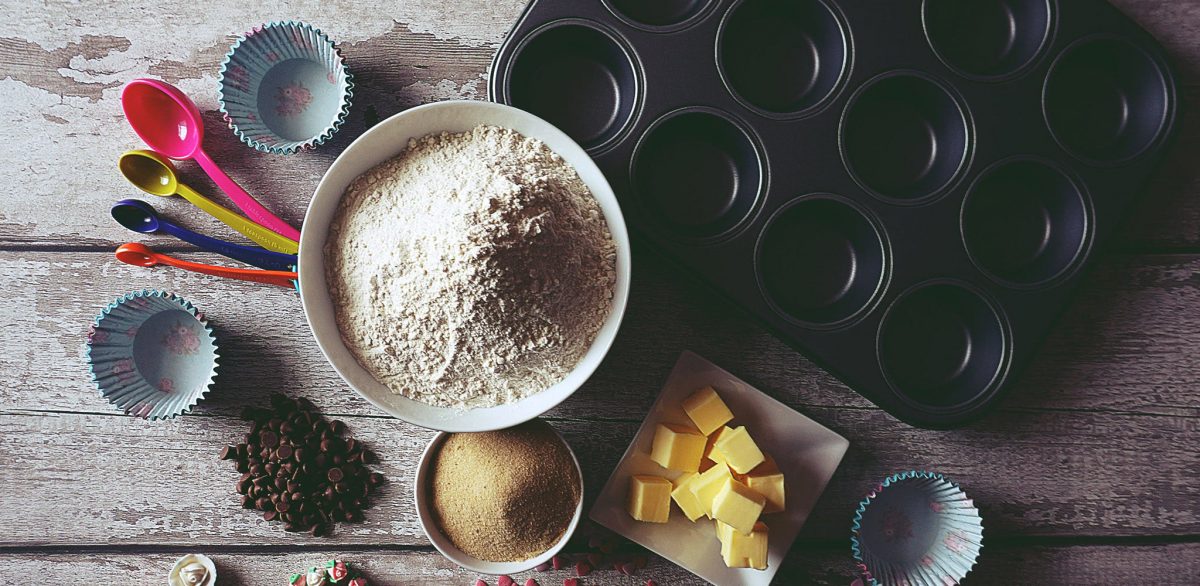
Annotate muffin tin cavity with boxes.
[841,73,971,202]
[718,0,848,116]
[1044,37,1170,164]
[631,109,762,238]
[963,159,1090,287]
[923,0,1052,79]
[757,196,887,327]
[878,283,1008,409]
[506,22,639,151]
[606,0,712,29]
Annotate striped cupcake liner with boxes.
[85,290,220,420]
[218,21,354,154]
[851,471,984,586]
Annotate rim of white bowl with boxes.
[299,100,632,431]
[413,424,585,574]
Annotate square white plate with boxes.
[589,351,850,585]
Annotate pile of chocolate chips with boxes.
[220,393,384,536]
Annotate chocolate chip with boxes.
[263,510,277,521]
[276,501,291,513]
[277,444,294,460]
[219,446,237,460]
[327,467,344,483]
[311,524,326,537]
[260,431,279,448]
[369,472,385,486]
[360,450,375,465]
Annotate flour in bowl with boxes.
[325,125,617,408]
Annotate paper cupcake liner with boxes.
[218,21,354,154]
[85,290,220,420]
[851,471,983,586]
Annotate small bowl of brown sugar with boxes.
[415,418,584,574]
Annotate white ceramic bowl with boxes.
[299,100,631,431]
[413,426,584,574]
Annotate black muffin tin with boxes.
[490,0,1179,428]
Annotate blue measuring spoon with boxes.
[112,199,298,272]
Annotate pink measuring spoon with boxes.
[120,78,301,241]
[116,243,298,289]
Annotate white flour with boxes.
[325,125,617,408]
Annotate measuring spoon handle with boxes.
[175,182,299,254]
[142,250,298,288]
[157,220,297,271]
[192,148,302,241]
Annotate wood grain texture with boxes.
[3,543,1198,585]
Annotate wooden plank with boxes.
[1,398,1197,547]
[2,542,1198,585]
[0,0,1198,250]
[2,250,1198,420]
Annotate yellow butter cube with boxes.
[688,463,732,518]
[714,426,765,474]
[627,475,672,523]
[682,386,734,436]
[670,472,706,521]
[716,519,736,547]
[747,470,785,514]
[720,520,769,570]
[712,477,765,535]
[704,426,734,466]
[650,423,706,472]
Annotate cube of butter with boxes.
[627,475,672,523]
[712,477,765,535]
[704,426,734,466]
[670,472,706,522]
[650,423,706,472]
[719,520,769,570]
[682,386,734,436]
[746,470,785,514]
[689,463,732,518]
[713,426,765,474]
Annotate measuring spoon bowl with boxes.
[115,242,160,267]
[121,79,204,159]
[111,199,162,234]
[119,149,180,197]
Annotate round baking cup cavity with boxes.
[218,21,354,154]
[85,290,219,420]
[851,470,983,586]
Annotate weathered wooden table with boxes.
[1,1,1198,584]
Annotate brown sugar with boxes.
[429,419,582,562]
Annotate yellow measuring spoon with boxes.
[118,150,299,254]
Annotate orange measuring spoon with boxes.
[115,243,297,288]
